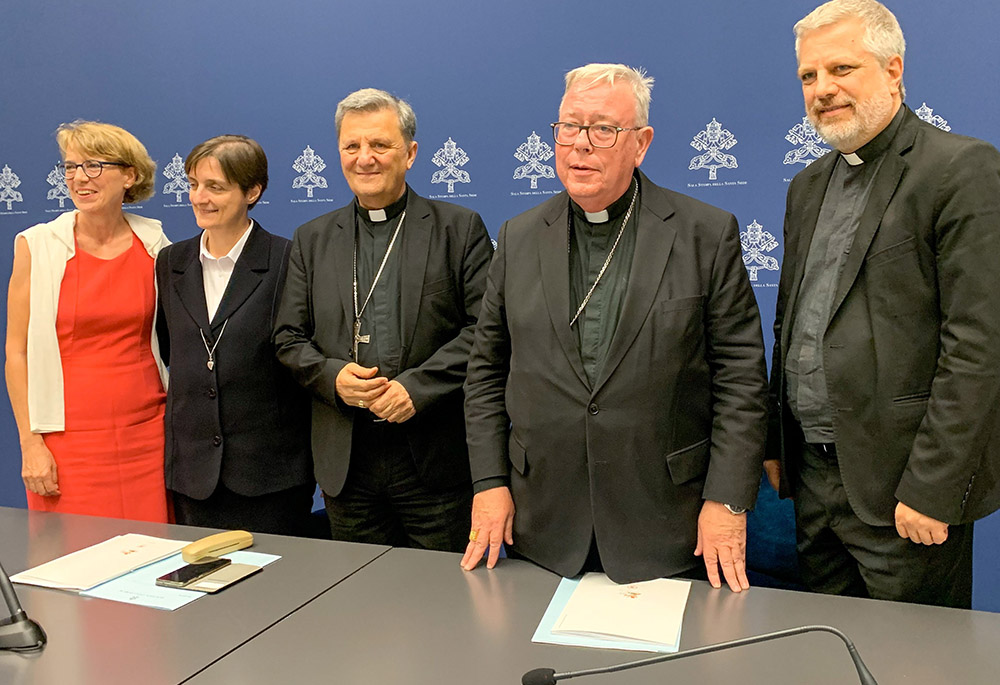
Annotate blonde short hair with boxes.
[56,120,157,204]
[563,63,655,127]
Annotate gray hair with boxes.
[795,0,906,100]
[334,88,417,143]
[562,63,654,127]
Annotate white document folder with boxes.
[10,533,188,591]
[551,573,691,649]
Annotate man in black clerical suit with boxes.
[462,63,769,590]
[157,135,314,536]
[275,89,494,551]
[765,0,1000,608]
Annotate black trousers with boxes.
[323,418,472,553]
[509,535,708,581]
[172,483,316,538]
[793,441,973,609]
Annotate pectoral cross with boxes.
[352,319,370,360]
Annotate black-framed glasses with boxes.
[550,122,644,148]
[57,160,129,179]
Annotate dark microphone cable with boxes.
[523,624,876,685]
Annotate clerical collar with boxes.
[840,105,906,166]
[355,187,408,224]
[570,175,638,225]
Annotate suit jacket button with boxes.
[212,435,222,447]
[588,403,599,415]
[207,388,217,399]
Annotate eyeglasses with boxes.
[550,122,644,149]
[58,160,129,179]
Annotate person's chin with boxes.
[565,179,601,198]
[820,129,858,151]
[351,183,384,198]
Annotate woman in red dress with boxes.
[4,120,170,522]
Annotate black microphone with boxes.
[523,624,876,685]
[0,560,47,652]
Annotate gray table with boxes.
[187,546,1000,685]
[0,506,389,685]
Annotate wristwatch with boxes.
[723,503,749,515]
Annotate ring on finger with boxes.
[469,530,479,542]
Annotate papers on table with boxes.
[10,533,280,610]
[10,533,187,591]
[81,550,280,610]
[532,573,691,652]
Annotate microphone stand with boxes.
[523,624,876,685]
[0,561,47,652]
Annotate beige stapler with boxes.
[182,530,254,563]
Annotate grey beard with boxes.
[809,90,894,152]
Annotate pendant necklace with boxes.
[352,210,405,360]
[199,319,229,371]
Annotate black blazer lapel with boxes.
[169,239,212,331]
[331,207,358,339]
[829,118,917,322]
[781,155,837,352]
[210,223,269,329]
[399,194,432,370]
[539,197,589,388]
[594,174,676,394]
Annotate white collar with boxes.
[841,152,864,166]
[200,219,254,265]
[584,209,610,223]
[367,208,387,222]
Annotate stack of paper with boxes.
[533,573,691,652]
[81,550,280,610]
[10,533,188,591]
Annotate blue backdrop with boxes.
[2,0,998,609]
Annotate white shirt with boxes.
[199,220,254,321]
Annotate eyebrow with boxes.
[560,111,622,124]
[800,54,864,69]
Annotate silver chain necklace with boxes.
[352,210,405,360]
[199,319,229,371]
[569,183,639,327]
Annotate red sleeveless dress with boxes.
[27,234,168,522]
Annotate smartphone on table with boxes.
[155,557,231,588]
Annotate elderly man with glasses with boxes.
[462,63,769,590]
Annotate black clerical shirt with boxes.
[354,189,408,377]
[786,107,905,442]
[569,175,639,387]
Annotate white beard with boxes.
[808,89,894,153]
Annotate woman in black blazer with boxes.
[156,135,314,535]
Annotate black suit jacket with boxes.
[274,191,494,496]
[767,106,1000,525]
[464,172,769,583]
[156,223,312,500]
